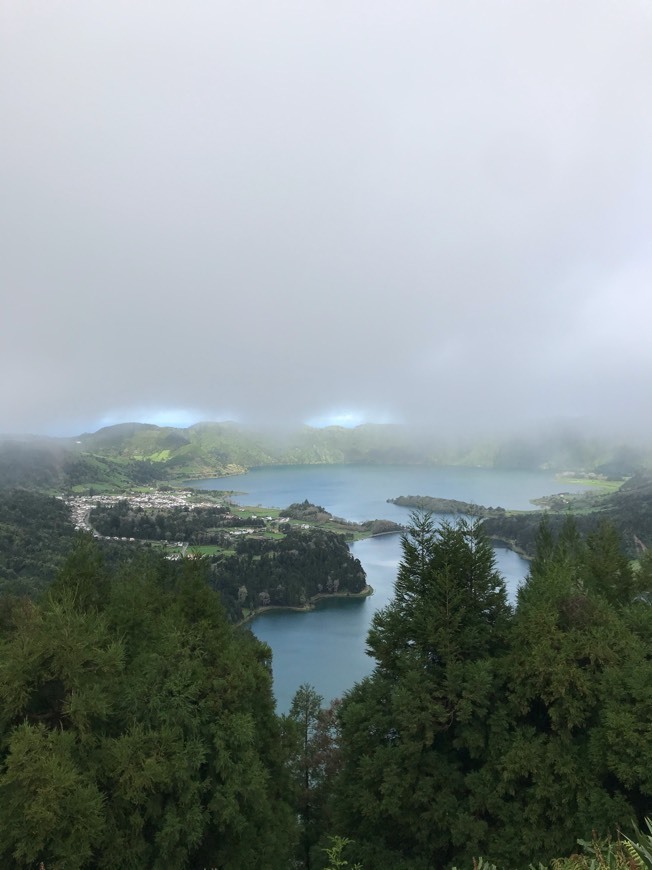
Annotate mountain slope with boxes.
[2,422,652,492]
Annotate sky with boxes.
[1,1,651,438]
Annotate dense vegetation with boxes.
[208,527,368,622]
[89,500,263,544]
[0,489,76,598]
[0,483,369,626]
[483,471,652,558]
[327,514,652,869]
[0,538,296,868]
[1,456,651,865]
[88,499,368,621]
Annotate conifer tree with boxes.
[288,685,342,868]
[583,520,640,605]
[484,517,652,866]
[335,514,510,868]
[0,537,296,868]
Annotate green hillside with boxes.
[74,422,652,479]
[2,422,652,493]
[0,438,163,492]
[482,471,652,558]
[76,421,426,474]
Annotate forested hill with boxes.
[3,514,651,867]
[0,437,164,491]
[0,424,424,489]
[2,422,652,490]
[389,474,652,559]
[75,421,429,478]
[483,471,652,558]
[71,422,652,476]
[388,494,506,517]
[2,463,652,865]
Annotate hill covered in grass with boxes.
[75,421,431,475]
[1,423,432,491]
[2,421,652,493]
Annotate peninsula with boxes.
[388,494,506,517]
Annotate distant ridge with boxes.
[0,421,650,491]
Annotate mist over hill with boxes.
[1,421,650,492]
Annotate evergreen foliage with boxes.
[1,487,651,868]
[335,514,511,868]
[210,527,367,619]
[334,513,652,869]
[0,489,76,598]
[287,685,343,868]
[0,536,295,868]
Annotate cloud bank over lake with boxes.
[1,1,651,436]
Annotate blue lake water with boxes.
[191,465,594,712]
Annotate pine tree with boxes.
[288,685,342,868]
[582,520,640,605]
[335,513,510,868]
[0,538,296,868]
[484,517,651,866]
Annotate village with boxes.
[62,489,294,555]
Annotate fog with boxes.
[1,1,651,438]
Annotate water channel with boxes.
[191,465,593,711]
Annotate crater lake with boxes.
[191,465,595,711]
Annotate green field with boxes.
[555,476,624,491]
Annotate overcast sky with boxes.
[1,1,651,437]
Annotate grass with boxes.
[556,476,624,492]
[71,482,124,494]
[148,450,172,462]
[187,544,223,555]
[186,489,233,503]
[236,505,282,519]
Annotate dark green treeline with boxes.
[328,514,652,869]
[1,516,651,868]
[0,537,296,868]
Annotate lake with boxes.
[191,465,594,712]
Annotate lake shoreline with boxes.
[238,584,374,626]
[213,465,538,711]
[488,535,533,561]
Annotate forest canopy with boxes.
[0,538,296,868]
[1,500,651,868]
[331,513,652,869]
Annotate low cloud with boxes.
[1,1,651,439]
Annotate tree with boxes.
[367,513,510,672]
[288,685,343,868]
[636,547,652,600]
[335,514,511,868]
[332,513,652,869]
[0,539,296,868]
[483,517,652,866]
[582,520,641,605]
